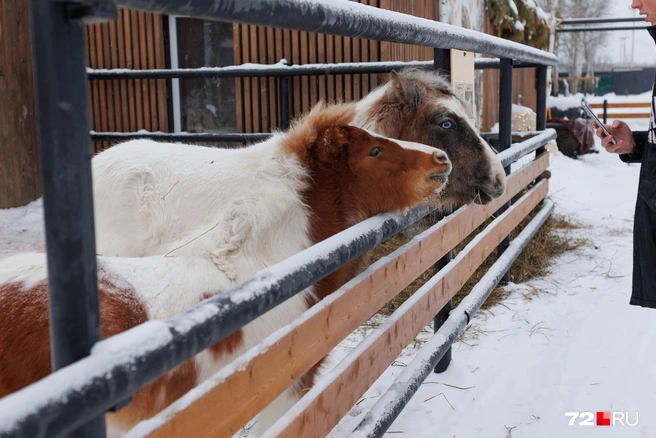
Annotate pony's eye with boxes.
[440,121,453,129]
[369,147,382,157]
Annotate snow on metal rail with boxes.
[86,59,542,80]
[498,128,557,168]
[115,0,557,66]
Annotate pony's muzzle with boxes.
[429,150,451,181]
[433,150,449,164]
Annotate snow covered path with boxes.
[1,121,655,437]
[326,124,656,438]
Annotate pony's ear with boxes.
[313,125,348,163]
[389,70,422,108]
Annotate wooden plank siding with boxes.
[232,0,437,132]
[0,0,40,208]
[85,9,169,153]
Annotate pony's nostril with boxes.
[495,173,506,190]
[434,151,449,164]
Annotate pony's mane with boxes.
[281,101,357,160]
[397,68,455,97]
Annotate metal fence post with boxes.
[603,99,608,124]
[432,48,453,374]
[29,1,112,436]
[280,59,290,130]
[496,58,514,284]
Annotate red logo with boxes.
[597,411,611,426]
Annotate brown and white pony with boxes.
[0,103,450,436]
[354,68,506,209]
[91,69,503,263]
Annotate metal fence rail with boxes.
[14,0,558,436]
[114,0,557,65]
[86,58,543,80]
[88,58,545,143]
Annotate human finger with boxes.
[603,139,624,153]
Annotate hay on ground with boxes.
[358,204,586,316]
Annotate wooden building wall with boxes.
[0,0,40,209]
[85,10,169,152]
[233,0,436,133]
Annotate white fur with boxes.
[0,251,311,437]
[92,137,312,269]
[352,86,388,130]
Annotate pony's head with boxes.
[284,102,451,234]
[355,68,506,209]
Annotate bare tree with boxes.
[537,0,562,95]
[553,0,608,93]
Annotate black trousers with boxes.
[630,195,656,309]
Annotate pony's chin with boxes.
[473,189,494,205]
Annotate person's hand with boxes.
[592,119,635,155]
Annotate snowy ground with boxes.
[1,114,654,437]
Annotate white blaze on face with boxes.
[395,138,442,155]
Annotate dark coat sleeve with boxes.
[620,131,648,163]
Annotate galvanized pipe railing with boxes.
[114,0,557,66]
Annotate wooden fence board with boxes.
[267,26,277,130]
[102,21,117,137]
[115,15,130,132]
[274,181,549,438]
[0,0,40,208]
[86,9,169,152]
[234,24,244,134]
[300,31,310,113]
[597,112,651,119]
[326,33,335,102]
[589,102,651,109]
[153,14,168,131]
[143,154,550,438]
[85,10,168,151]
[230,0,439,129]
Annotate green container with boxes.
[596,74,613,96]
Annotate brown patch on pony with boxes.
[0,281,52,398]
[0,276,199,432]
[202,292,245,360]
[282,101,357,162]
